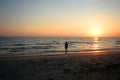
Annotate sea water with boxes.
[0,37,120,56]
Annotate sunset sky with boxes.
[0,0,120,37]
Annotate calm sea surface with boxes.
[0,37,120,56]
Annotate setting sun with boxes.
[92,28,101,37]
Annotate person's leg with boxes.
[65,48,67,53]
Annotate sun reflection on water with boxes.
[94,37,99,42]
[93,37,99,50]
[93,44,99,50]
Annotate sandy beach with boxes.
[0,50,120,80]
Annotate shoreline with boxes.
[0,50,120,61]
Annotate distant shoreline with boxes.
[0,50,120,61]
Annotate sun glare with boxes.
[92,28,101,37]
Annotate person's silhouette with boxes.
[65,42,68,53]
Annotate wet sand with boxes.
[0,50,120,80]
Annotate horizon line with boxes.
[0,36,120,38]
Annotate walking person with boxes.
[65,42,68,53]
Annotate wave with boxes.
[30,45,56,49]
[12,43,32,46]
[69,41,100,45]
[0,45,57,53]
[35,42,60,45]
[116,40,120,44]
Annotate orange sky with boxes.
[0,0,120,37]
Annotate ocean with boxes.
[0,37,120,56]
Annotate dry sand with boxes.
[0,50,120,80]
